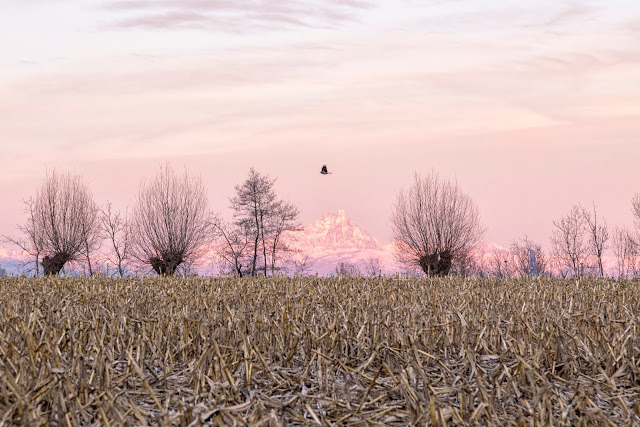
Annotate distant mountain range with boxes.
[285,210,398,275]
[0,210,399,276]
[0,246,31,275]
[0,211,623,277]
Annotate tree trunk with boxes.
[42,253,71,276]
[84,239,93,277]
[260,212,268,277]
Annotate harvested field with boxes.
[1,276,639,425]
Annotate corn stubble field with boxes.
[1,276,639,426]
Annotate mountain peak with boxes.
[293,210,382,252]
[321,209,350,225]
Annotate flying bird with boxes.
[320,164,331,175]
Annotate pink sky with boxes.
[2,0,640,249]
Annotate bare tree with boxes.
[267,201,300,275]
[510,236,547,277]
[7,171,101,275]
[632,193,640,230]
[390,171,484,276]
[215,220,252,277]
[288,254,315,276]
[581,203,609,277]
[79,199,101,276]
[612,227,636,278]
[450,245,485,277]
[129,164,214,276]
[550,204,588,278]
[230,168,300,277]
[487,247,512,278]
[335,262,360,276]
[3,197,43,275]
[100,202,130,277]
[363,257,383,277]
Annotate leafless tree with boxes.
[100,202,131,277]
[550,204,588,278]
[3,197,44,275]
[129,164,214,276]
[581,203,609,277]
[230,168,300,277]
[335,262,360,276]
[632,193,640,230]
[363,257,383,277]
[390,171,484,276]
[288,254,315,276]
[79,200,101,276]
[7,171,101,275]
[487,247,512,278]
[215,220,252,277]
[267,201,300,275]
[510,236,547,277]
[450,245,485,277]
[0,266,7,277]
[612,227,636,278]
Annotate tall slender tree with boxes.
[550,204,588,278]
[581,203,609,277]
[230,168,300,276]
[100,202,131,277]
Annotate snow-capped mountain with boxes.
[0,246,30,275]
[0,211,399,276]
[291,210,383,253]
[286,210,397,275]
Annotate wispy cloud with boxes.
[102,0,372,31]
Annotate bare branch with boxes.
[581,202,609,277]
[100,202,131,277]
[550,204,588,278]
[230,168,300,277]
[6,171,100,276]
[129,164,214,276]
[390,171,485,276]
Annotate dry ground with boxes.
[0,276,639,425]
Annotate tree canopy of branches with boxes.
[335,262,360,277]
[215,219,252,277]
[510,236,547,277]
[550,204,588,278]
[612,226,636,278]
[6,171,100,276]
[632,193,640,230]
[391,171,484,276]
[363,257,383,277]
[129,165,214,276]
[4,197,44,275]
[228,168,300,277]
[581,203,609,277]
[100,202,130,277]
[487,247,512,278]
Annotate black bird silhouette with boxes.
[320,164,331,175]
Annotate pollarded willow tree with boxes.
[6,170,101,275]
[391,171,485,276]
[129,164,214,276]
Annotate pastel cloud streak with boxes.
[103,0,372,31]
[1,0,640,249]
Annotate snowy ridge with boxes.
[290,210,382,253]
[285,210,397,275]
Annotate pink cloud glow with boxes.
[2,0,640,256]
